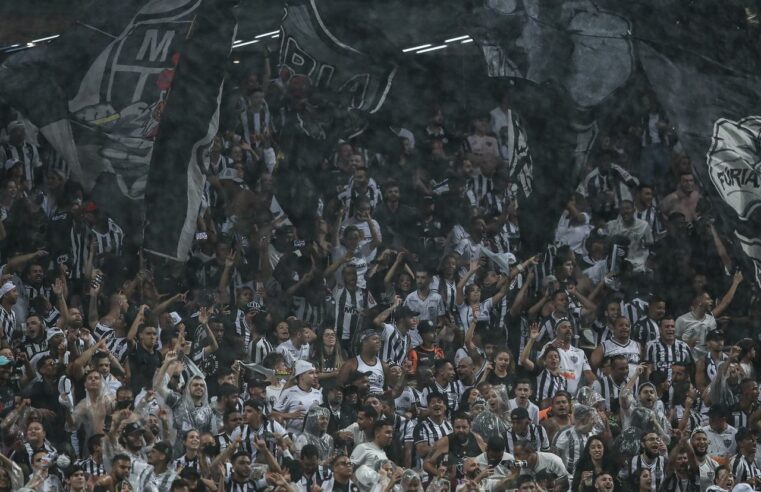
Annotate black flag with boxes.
[142,0,237,260]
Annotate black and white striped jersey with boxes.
[333,286,375,341]
[552,426,589,474]
[74,457,105,478]
[420,382,461,412]
[635,204,666,240]
[730,454,761,485]
[1,140,40,185]
[89,218,124,257]
[173,454,204,472]
[380,323,410,367]
[413,417,453,448]
[535,369,567,403]
[249,337,274,365]
[632,316,660,346]
[505,424,549,454]
[0,305,16,341]
[592,375,629,411]
[624,454,666,492]
[646,339,693,377]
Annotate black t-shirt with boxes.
[127,345,162,394]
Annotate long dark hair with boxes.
[571,435,617,492]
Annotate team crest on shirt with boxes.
[725,438,734,448]
[569,355,578,364]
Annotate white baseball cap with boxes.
[0,282,16,298]
[292,360,316,378]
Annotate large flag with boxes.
[142,0,237,259]
[466,0,761,285]
[0,0,235,259]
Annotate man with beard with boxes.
[423,412,484,480]
[474,436,517,484]
[93,453,131,492]
[620,368,672,442]
[690,429,720,490]
[540,392,573,443]
[592,355,630,412]
[594,472,616,492]
[701,405,738,465]
[321,386,354,435]
[729,428,761,487]
[621,432,666,492]
[18,314,47,362]
[139,441,178,492]
[660,438,701,492]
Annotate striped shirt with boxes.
[234,309,253,349]
[625,454,666,492]
[292,295,328,327]
[1,141,40,186]
[20,337,47,361]
[730,454,761,485]
[333,287,376,341]
[632,316,660,346]
[232,420,286,461]
[465,173,493,205]
[69,221,90,280]
[74,457,105,478]
[173,454,203,472]
[553,426,589,473]
[23,283,51,304]
[622,298,649,327]
[636,204,666,240]
[413,418,453,449]
[505,424,549,454]
[295,465,334,492]
[646,339,693,378]
[731,402,760,430]
[592,375,629,411]
[89,218,124,257]
[249,337,274,365]
[380,323,410,366]
[225,477,261,492]
[0,305,16,341]
[421,382,461,412]
[536,369,567,403]
[704,352,728,385]
[431,276,457,315]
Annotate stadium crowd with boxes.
[0,49,759,492]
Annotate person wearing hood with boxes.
[552,404,600,474]
[273,360,323,434]
[472,384,511,438]
[294,406,334,461]
[154,351,213,439]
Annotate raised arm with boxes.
[712,271,743,318]
[519,323,540,372]
[68,338,108,380]
[383,252,406,289]
[456,259,480,306]
[373,296,401,328]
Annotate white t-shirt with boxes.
[538,342,591,396]
[404,290,445,322]
[676,311,717,356]
[523,451,568,478]
[350,441,388,469]
[273,385,323,434]
[509,398,539,424]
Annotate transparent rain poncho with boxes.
[294,405,334,461]
[472,384,511,437]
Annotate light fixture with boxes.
[232,39,260,49]
[461,39,474,44]
[255,30,280,39]
[445,35,470,43]
[402,43,433,53]
[233,60,240,64]
[415,44,447,54]
[32,34,60,43]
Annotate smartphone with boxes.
[195,232,208,240]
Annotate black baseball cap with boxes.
[121,422,143,436]
[152,441,172,460]
[511,407,530,420]
[706,330,725,342]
